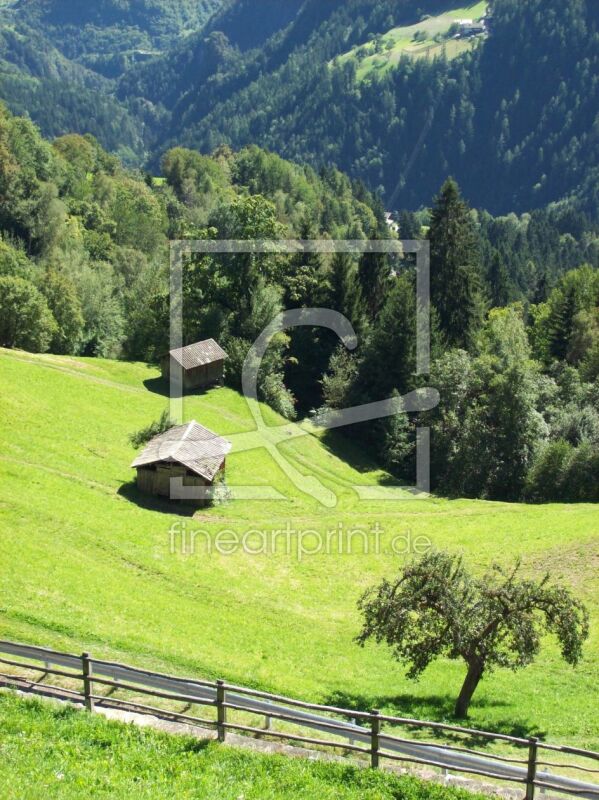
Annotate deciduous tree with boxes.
[356,551,589,717]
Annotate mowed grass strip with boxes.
[0,348,598,749]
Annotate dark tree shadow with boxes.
[143,376,218,399]
[143,377,170,397]
[318,429,423,489]
[319,429,391,476]
[324,689,547,746]
[117,481,198,517]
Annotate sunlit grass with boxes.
[0,347,598,750]
[336,2,488,80]
[0,694,491,800]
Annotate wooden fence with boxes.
[1,640,598,799]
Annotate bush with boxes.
[525,440,599,502]
[0,275,57,353]
[260,372,297,420]
[129,410,174,448]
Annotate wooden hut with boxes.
[131,420,231,502]
[161,339,228,390]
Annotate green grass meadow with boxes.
[0,347,598,750]
[0,693,490,800]
[337,2,488,80]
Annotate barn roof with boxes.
[131,421,231,481]
[168,339,228,370]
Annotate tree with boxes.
[327,252,366,339]
[356,551,589,717]
[108,177,166,255]
[358,248,393,320]
[429,179,484,349]
[545,266,599,363]
[0,275,57,352]
[43,269,84,354]
[355,273,416,403]
[487,250,511,308]
[548,283,578,361]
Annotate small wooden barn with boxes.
[161,339,228,390]
[131,421,231,502]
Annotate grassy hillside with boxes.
[0,694,489,800]
[336,2,488,80]
[0,348,598,749]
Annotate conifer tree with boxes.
[327,252,366,339]
[429,179,484,349]
[358,248,393,320]
[548,284,578,361]
[487,250,511,308]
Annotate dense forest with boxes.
[152,0,599,214]
[1,0,599,215]
[0,103,597,502]
[8,0,225,74]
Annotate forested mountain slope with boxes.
[10,0,225,72]
[0,19,145,161]
[0,0,227,160]
[1,0,598,215]
[147,0,599,215]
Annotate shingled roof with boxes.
[168,339,228,370]
[131,421,231,482]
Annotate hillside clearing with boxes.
[336,2,488,80]
[0,347,598,750]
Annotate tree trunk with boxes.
[455,660,484,718]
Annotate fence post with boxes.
[370,710,381,769]
[216,680,227,743]
[526,737,539,800]
[81,652,94,713]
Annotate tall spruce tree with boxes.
[358,247,393,321]
[327,252,366,339]
[355,273,416,403]
[487,250,512,308]
[429,179,484,349]
[549,284,578,362]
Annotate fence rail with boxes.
[1,639,598,799]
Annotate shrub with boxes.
[0,275,57,353]
[129,410,174,449]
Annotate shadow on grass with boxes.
[318,429,395,480]
[117,481,198,517]
[324,689,547,746]
[180,739,213,754]
[143,376,170,397]
[143,376,218,399]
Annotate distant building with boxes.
[131,420,231,501]
[161,339,228,391]
[455,19,487,38]
[385,211,399,234]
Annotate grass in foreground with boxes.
[0,694,489,800]
[0,348,598,750]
